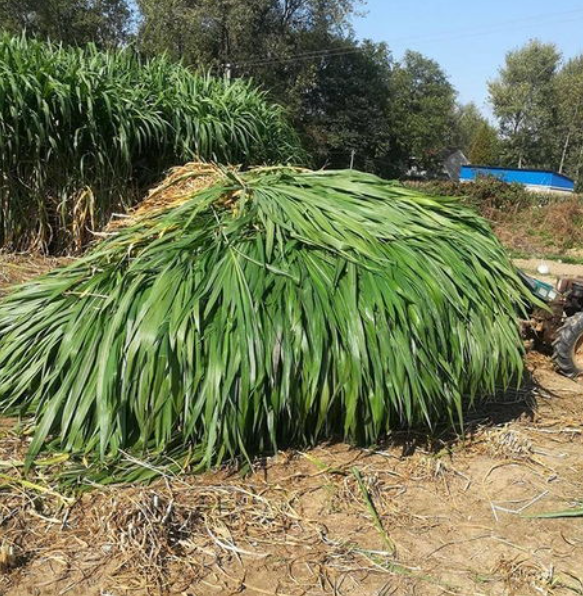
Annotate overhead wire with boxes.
[227,8,583,69]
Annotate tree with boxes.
[391,51,457,174]
[300,40,396,176]
[469,122,501,165]
[555,55,583,182]
[453,102,489,156]
[489,40,561,169]
[0,0,133,47]
[136,0,361,72]
[135,0,364,134]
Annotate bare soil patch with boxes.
[1,258,582,596]
[0,254,70,295]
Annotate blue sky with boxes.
[352,1,583,115]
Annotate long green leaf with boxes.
[0,165,531,484]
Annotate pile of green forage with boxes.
[0,35,303,252]
[0,165,530,484]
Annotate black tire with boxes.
[553,312,583,379]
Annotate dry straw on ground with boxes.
[1,355,582,595]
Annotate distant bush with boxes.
[0,35,304,253]
[404,177,583,255]
[405,176,539,210]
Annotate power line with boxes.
[229,46,366,68]
[228,8,583,69]
[382,7,583,46]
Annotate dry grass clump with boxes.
[0,472,371,594]
[484,426,534,459]
[492,197,583,254]
[0,254,70,295]
[107,163,224,231]
[98,484,302,590]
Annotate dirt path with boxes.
[514,258,583,282]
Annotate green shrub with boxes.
[0,35,304,252]
[405,178,583,255]
[405,177,535,209]
[0,166,529,484]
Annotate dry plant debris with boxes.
[0,353,582,596]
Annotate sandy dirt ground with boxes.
[0,253,70,296]
[514,259,583,284]
[0,257,582,596]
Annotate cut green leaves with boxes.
[0,165,530,482]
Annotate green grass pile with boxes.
[0,165,529,483]
[0,35,303,252]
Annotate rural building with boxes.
[406,149,469,180]
[460,165,575,194]
[442,149,470,180]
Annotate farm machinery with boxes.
[521,271,583,379]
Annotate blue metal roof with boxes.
[460,165,575,191]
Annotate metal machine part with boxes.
[521,271,583,379]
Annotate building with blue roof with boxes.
[460,165,575,194]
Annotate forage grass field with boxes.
[0,35,304,253]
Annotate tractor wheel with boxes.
[553,312,583,379]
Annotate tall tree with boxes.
[0,0,133,46]
[451,102,501,165]
[391,51,457,174]
[300,40,396,176]
[453,102,488,156]
[136,0,360,72]
[555,55,583,183]
[469,121,501,165]
[135,0,364,125]
[489,40,561,169]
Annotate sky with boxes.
[352,0,583,116]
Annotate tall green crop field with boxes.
[0,35,303,252]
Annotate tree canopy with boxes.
[18,2,583,183]
[555,55,583,180]
[137,0,360,70]
[489,40,561,169]
[0,0,133,46]
[489,39,583,186]
[390,51,457,174]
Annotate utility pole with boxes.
[349,149,355,170]
[560,101,581,174]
